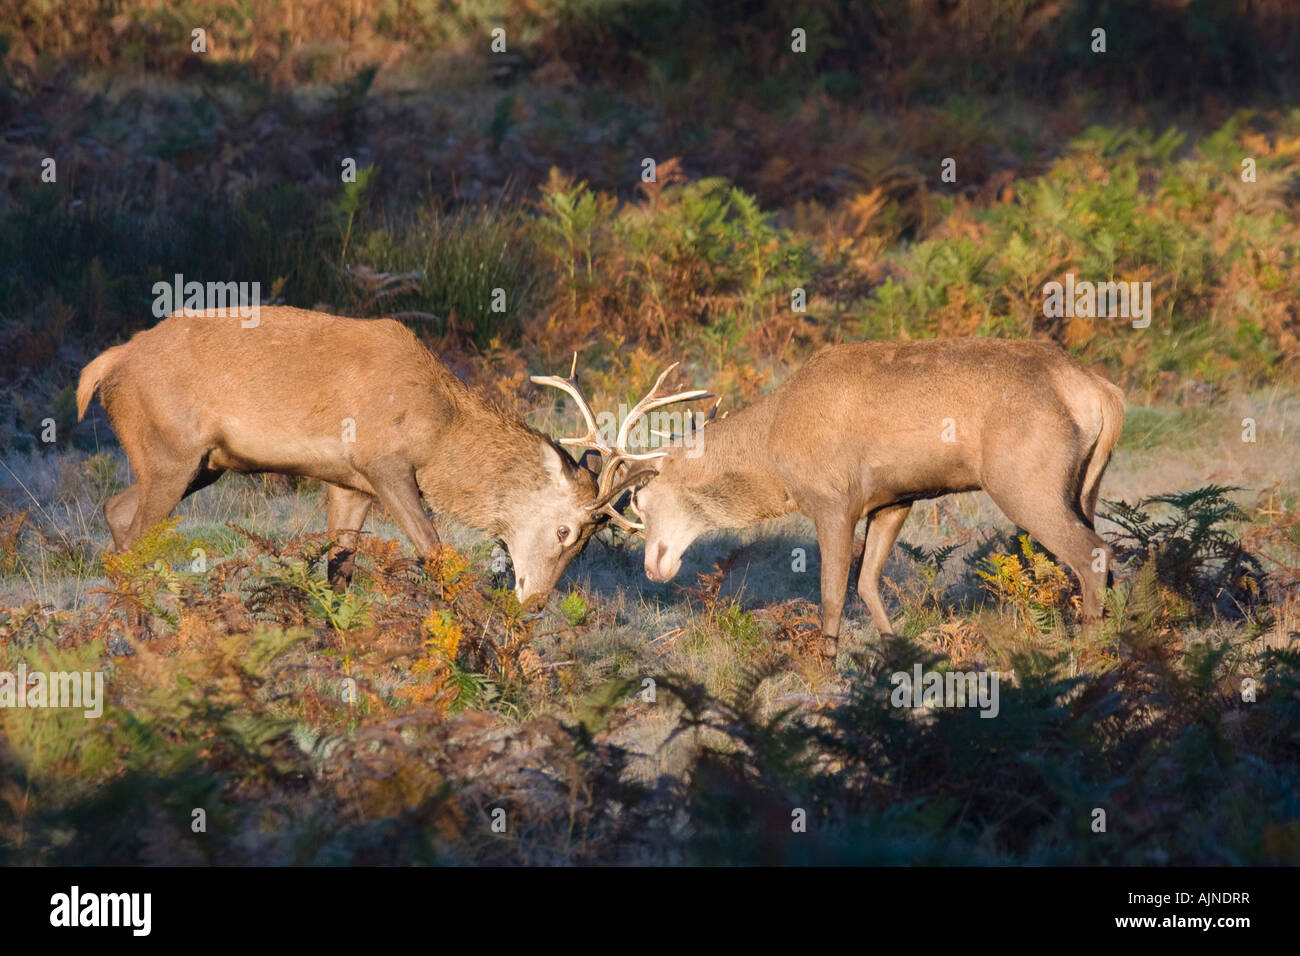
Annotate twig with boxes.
[649,627,683,646]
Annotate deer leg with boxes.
[362,460,441,557]
[326,484,374,589]
[108,461,199,634]
[126,465,201,544]
[107,463,222,552]
[102,479,141,632]
[105,483,140,550]
[857,502,912,638]
[814,509,858,663]
[983,484,1111,623]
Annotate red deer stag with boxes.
[615,339,1126,661]
[76,307,644,605]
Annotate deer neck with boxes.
[415,399,552,538]
[670,397,792,530]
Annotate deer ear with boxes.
[541,442,575,485]
[577,448,603,477]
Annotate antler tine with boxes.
[530,352,611,453]
[594,457,626,501]
[600,503,644,534]
[593,465,650,532]
[649,395,722,442]
[615,363,714,460]
[628,489,646,525]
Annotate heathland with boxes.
[1,2,1298,863]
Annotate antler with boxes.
[649,394,721,443]
[612,363,714,461]
[528,353,613,456]
[532,354,715,533]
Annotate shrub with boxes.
[531,165,812,345]
[1102,485,1266,618]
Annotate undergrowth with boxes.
[0,484,1293,864]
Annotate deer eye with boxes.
[557,525,571,544]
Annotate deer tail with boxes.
[1079,378,1126,524]
[77,345,127,420]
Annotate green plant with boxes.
[97,518,199,629]
[976,534,1073,634]
[280,561,371,674]
[897,541,961,602]
[1102,485,1265,617]
[560,590,588,626]
[531,167,811,344]
[328,164,377,269]
[715,603,762,652]
[352,201,540,345]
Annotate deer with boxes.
[604,338,1126,662]
[75,306,651,607]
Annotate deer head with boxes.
[533,357,718,585]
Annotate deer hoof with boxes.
[819,635,838,662]
[327,549,357,591]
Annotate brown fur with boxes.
[635,338,1126,656]
[78,307,608,603]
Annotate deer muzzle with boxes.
[644,541,682,583]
